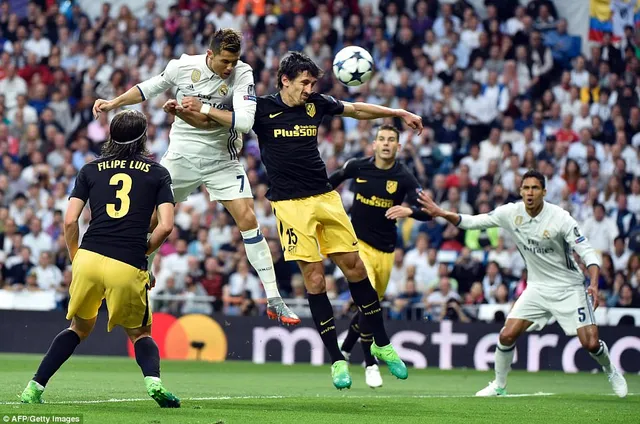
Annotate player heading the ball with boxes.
[93,29,299,325]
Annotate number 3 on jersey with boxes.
[107,173,132,218]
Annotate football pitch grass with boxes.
[0,354,638,423]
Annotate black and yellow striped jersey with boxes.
[329,157,431,253]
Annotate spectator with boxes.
[4,246,34,287]
[22,218,53,262]
[32,251,62,291]
[611,236,632,273]
[425,277,463,321]
[582,203,619,253]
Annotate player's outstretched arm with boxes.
[417,191,507,229]
[93,86,144,119]
[340,102,423,134]
[64,197,86,261]
[93,59,180,119]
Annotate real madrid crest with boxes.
[542,230,550,239]
[191,69,201,83]
[515,215,523,226]
[219,84,229,96]
[386,180,398,194]
[305,103,316,117]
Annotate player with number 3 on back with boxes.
[92,29,299,325]
[21,111,180,407]
[418,169,628,398]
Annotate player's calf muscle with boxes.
[578,325,600,351]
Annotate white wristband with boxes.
[200,104,211,115]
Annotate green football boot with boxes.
[21,380,44,404]
[331,360,352,390]
[145,377,181,408]
[371,343,408,380]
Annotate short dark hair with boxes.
[101,110,150,159]
[277,51,323,89]
[375,125,400,140]
[209,29,242,55]
[521,169,546,189]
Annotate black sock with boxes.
[349,278,390,347]
[358,311,377,366]
[308,292,344,363]
[34,329,81,387]
[134,336,161,378]
[340,312,361,354]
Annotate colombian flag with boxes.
[589,0,640,42]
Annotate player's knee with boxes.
[498,328,519,346]
[69,326,91,341]
[128,332,152,344]
[126,327,152,343]
[304,271,326,294]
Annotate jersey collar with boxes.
[202,56,216,80]
[524,200,547,222]
[369,156,398,172]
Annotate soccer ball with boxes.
[332,46,374,87]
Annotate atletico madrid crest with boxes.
[305,103,316,117]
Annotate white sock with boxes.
[495,341,515,388]
[241,227,280,299]
[589,340,614,374]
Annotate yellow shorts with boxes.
[67,249,151,332]
[358,240,394,299]
[271,191,359,262]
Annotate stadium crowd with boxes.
[1,0,640,322]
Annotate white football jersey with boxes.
[137,54,256,160]
[458,201,601,292]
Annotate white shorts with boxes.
[160,151,252,203]
[508,286,596,336]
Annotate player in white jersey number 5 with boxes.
[418,170,627,398]
[92,29,299,325]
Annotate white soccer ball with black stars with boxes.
[333,46,374,87]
